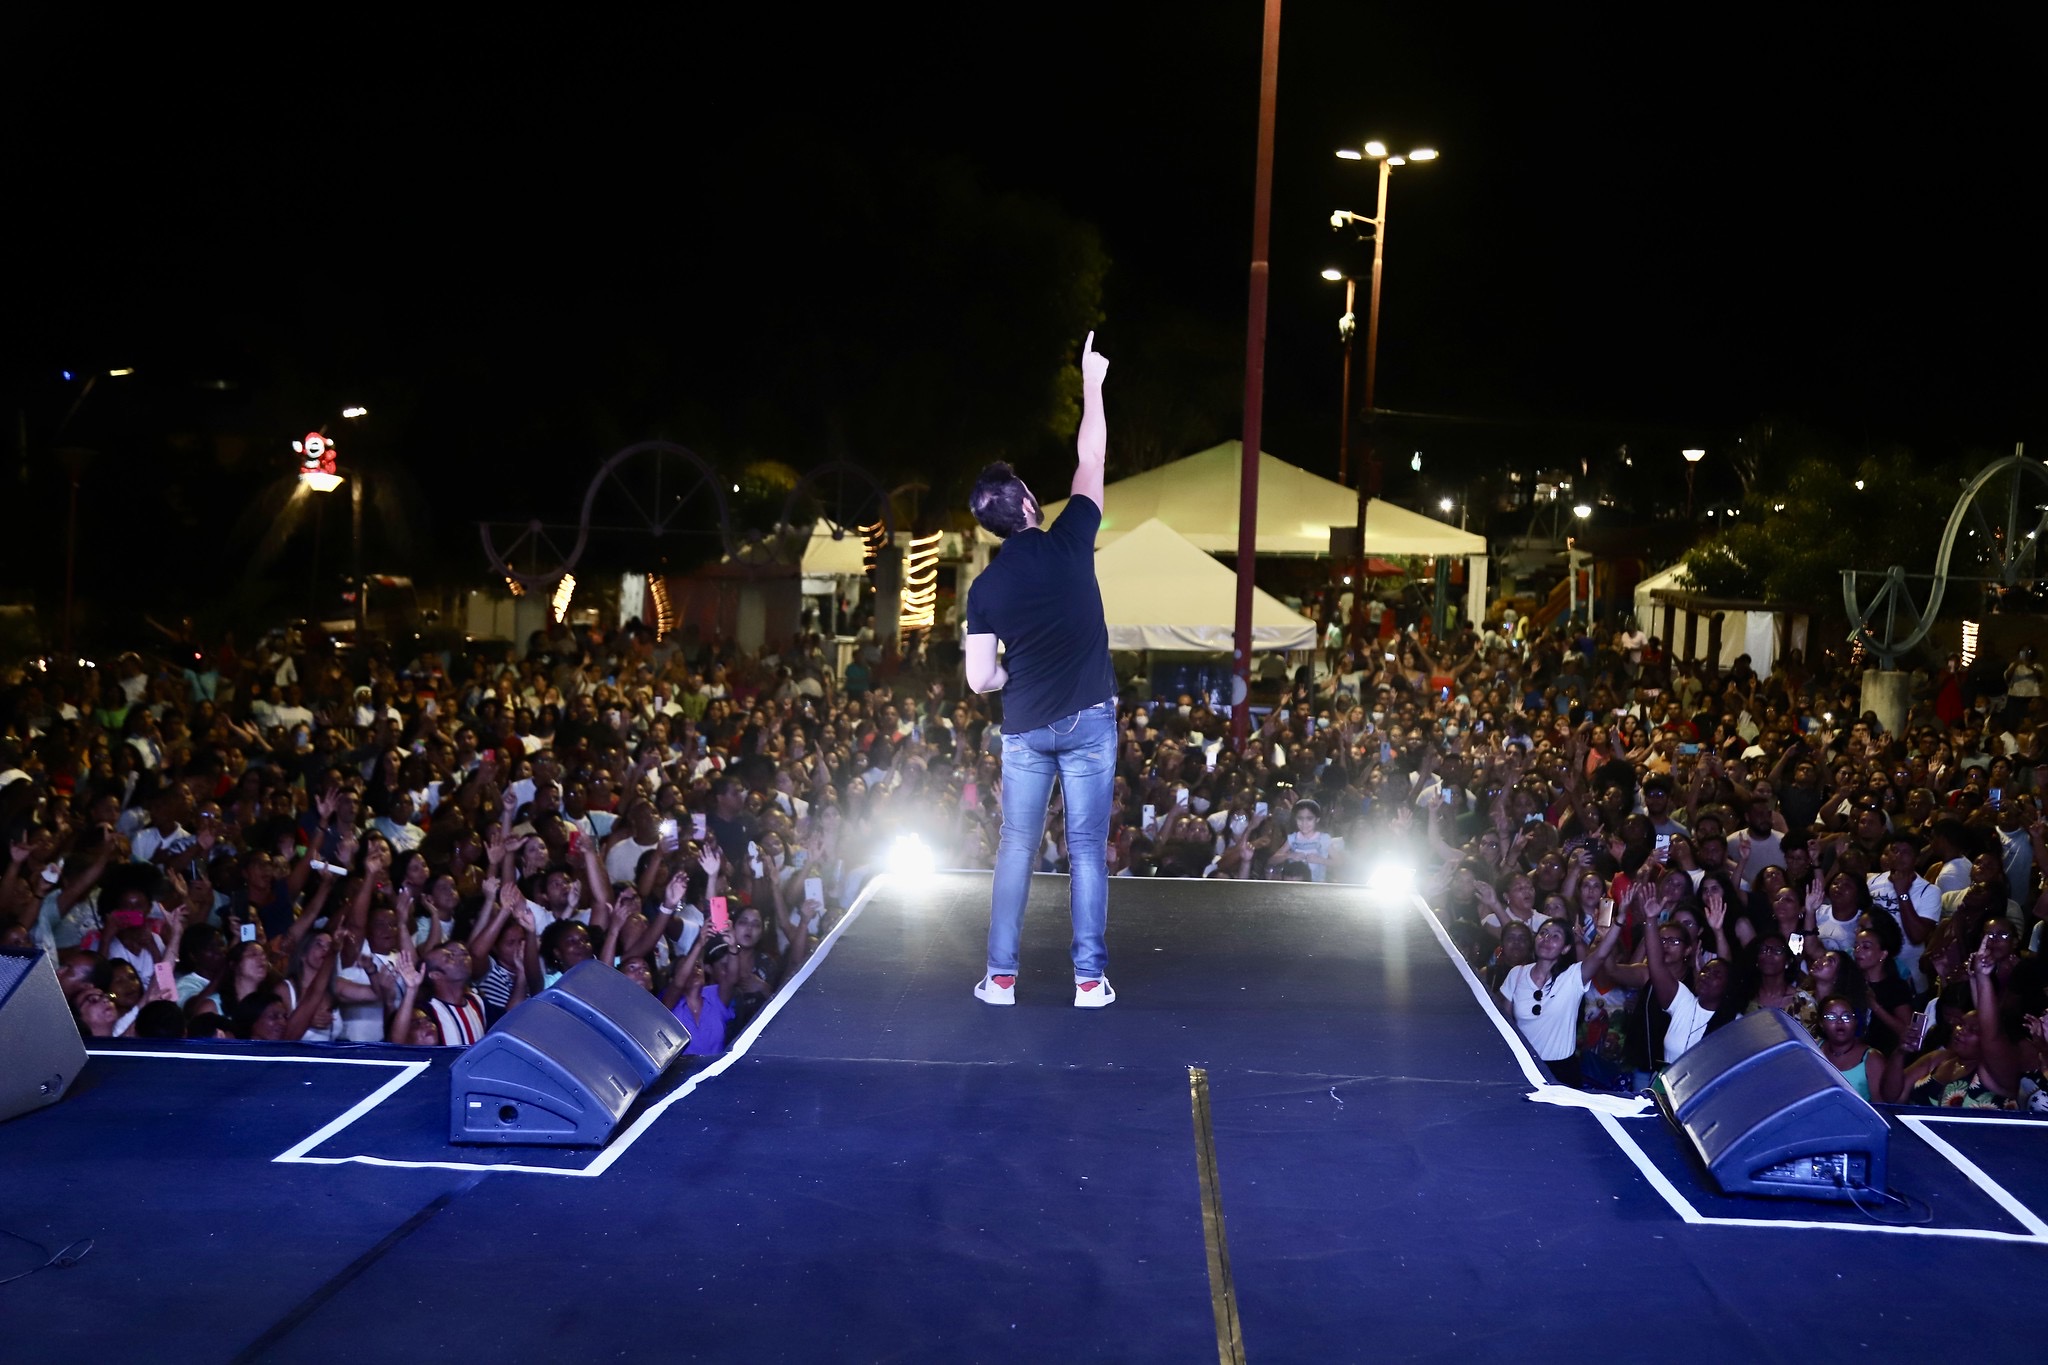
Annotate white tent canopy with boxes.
[1041,440,1486,557]
[1040,441,1489,623]
[1094,518,1315,652]
[800,519,868,577]
[1634,562,1809,675]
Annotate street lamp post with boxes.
[1568,503,1592,623]
[1682,448,1705,518]
[1321,267,1358,484]
[296,408,369,633]
[1333,142,1438,576]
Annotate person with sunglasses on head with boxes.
[1499,909,1621,1088]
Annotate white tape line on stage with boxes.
[87,876,895,1180]
[1401,894,2048,1243]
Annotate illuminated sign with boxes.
[295,431,343,491]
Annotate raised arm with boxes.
[1071,330,1108,507]
[1970,949,2022,1097]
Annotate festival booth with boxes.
[1634,562,1811,675]
[1095,518,1316,651]
[1090,517,1316,703]
[1039,441,1490,624]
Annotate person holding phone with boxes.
[964,332,1119,1009]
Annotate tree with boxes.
[1681,447,1973,607]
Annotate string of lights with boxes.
[900,530,943,633]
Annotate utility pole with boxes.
[1230,0,1283,753]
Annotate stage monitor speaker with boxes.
[449,996,642,1147]
[0,948,89,1124]
[543,960,689,1084]
[1655,1008,1888,1202]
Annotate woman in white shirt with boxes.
[1501,915,1622,1088]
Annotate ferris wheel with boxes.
[479,440,734,590]
[1843,444,2043,665]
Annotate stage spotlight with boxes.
[1365,861,1416,900]
[888,833,935,878]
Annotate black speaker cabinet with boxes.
[544,960,689,1084]
[0,948,89,1124]
[449,996,642,1147]
[1655,1008,1888,1202]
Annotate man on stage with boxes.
[963,331,1117,1008]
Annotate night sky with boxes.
[5,7,2041,623]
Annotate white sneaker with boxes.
[974,973,1017,1006]
[1073,977,1116,1009]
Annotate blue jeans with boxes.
[988,697,1117,980]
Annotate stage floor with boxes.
[4,873,2044,1363]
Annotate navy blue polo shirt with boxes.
[965,494,1117,734]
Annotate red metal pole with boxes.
[1232,0,1282,754]
[1353,157,1390,585]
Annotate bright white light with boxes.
[732,484,740,493]
[299,471,345,493]
[1773,503,1786,512]
[1336,148,1364,160]
[887,834,935,878]
[1341,575,1353,585]
[1387,156,1408,167]
[1363,140,1387,158]
[900,531,945,632]
[1439,497,1454,512]
[1410,452,1422,472]
[1573,503,1592,519]
[341,406,368,419]
[1321,267,1344,281]
[1408,148,1439,161]
[107,367,134,377]
[1366,861,1415,899]
[1854,480,1866,490]
[1682,448,1705,463]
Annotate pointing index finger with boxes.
[1084,330,1095,354]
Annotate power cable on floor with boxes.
[0,1226,94,1287]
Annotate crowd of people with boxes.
[1,607,2044,1110]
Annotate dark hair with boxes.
[969,462,1035,538]
[1857,911,1903,960]
[176,922,223,976]
[1928,816,1970,853]
[135,1000,186,1039]
[185,1013,233,1039]
[539,918,589,972]
[1815,993,1863,1039]
[229,990,286,1040]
